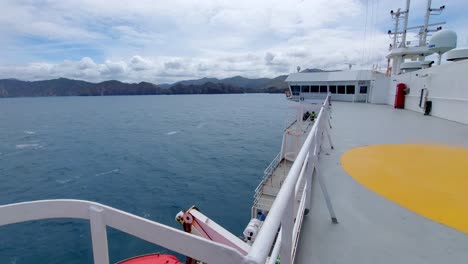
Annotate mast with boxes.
[399,0,410,48]
[391,8,401,48]
[421,0,445,46]
[421,0,432,45]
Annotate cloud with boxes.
[0,0,466,83]
[78,57,97,70]
[264,52,275,65]
[130,55,153,71]
[102,60,127,75]
[164,61,183,70]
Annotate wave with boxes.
[142,212,151,218]
[166,131,178,135]
[15,143,41,149]
[95,169,120,176]
[24,131,36,135]
[56,179,72,184]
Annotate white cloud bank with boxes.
[0,0,464,83]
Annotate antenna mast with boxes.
[420,0,445,46]
[400,0,410,48]
[388,0,409,50]
[389,8,401,49]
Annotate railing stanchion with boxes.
[304,150,314,215]
[280,195,294,264]
[315,165,338,224]
[326,125,334,150]
[89,205,110,264]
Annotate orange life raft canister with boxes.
[117,253,182,264]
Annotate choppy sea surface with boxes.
[0,94,293,264]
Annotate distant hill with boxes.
[174,77,220,86]
[164,69,326,90]
[0,77,288,98]
[0,78,162,97]
[0,69,327,98]
[168,76,272,90]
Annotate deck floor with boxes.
[295,102,468,264]
[254,117,313,213]
[255,156,294,210]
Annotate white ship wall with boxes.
[369,73,390,104]
[387,59,468,124]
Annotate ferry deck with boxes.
[295,101,468,263]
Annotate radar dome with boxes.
[428,30,457,54]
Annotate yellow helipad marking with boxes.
[341,144,468,233]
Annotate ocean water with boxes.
[0,94,293,264]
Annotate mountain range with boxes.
[0,68,325,98]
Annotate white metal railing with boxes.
[0,96,334,264]
[246,95,335,264]
[263,152,282,177]
[253,152,281,204]
[0,200,245,264]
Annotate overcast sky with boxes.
[0,0,466,84]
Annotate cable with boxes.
[360,0,369,68]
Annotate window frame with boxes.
[359,86,368,94]
[337,85,346,94]
[310,85,319,93]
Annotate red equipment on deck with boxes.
[394,83,406,109]
[117,253,182,264]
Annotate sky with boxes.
[0,0,466,84]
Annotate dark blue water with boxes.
[0,94,292,264]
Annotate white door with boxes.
[355,85,368,102]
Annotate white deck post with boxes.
[304,153,314,215]
[325,126,334,150]
[280,134,287,160]
[315,165,338,224]
[89,205,110,264]
[304,163,315,215]
[279,194,294,264]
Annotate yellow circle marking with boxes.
[341,144,468,233]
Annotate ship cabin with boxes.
[285,70,389,104]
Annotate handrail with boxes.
[246,95,331,264]
[0,199,245,264]
[263,152,281,176]
[252,151,282,207]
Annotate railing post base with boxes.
[89,205,110,264]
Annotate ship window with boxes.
[337,85,345,94]
[301,85,310,93]
[319,86,328,93]
[346,85,355,94]
[360,86,368,94]
[329,86,337,94]
[310,86,319,93]
[291,86,300,96]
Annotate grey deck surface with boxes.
[295,102,468,264]
[256,159,293,210]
